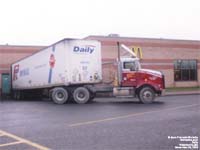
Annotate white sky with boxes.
[0,0,200,45]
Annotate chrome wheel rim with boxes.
[142,90,153,101]
[55,91,65,101]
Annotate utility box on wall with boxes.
[1,74,11,95]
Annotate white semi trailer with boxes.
[11,39,102,104]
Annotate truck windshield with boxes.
[124,62,135,70]
[123,60,141,71]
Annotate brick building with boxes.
[0,35,199,96]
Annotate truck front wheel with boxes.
[51,87,69,104]
[138,87,155,104]
[73,87,90,104]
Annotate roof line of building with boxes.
[0,44,46,48]
[85,35,200,43]
[1,35,200,47]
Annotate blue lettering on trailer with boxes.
[73,45,95,54]
[20,68,29,77]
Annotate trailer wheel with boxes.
[73,87,90,104]
[139,87,155,104]
[51,87,68,104]
[13,91,17,100]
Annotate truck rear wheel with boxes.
[73,87,90,104]
[51,87,69,104]
[139,87,155,104]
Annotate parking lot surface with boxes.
[0,95,199,150]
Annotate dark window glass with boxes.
[174,69,181,81]
[174,60,197,81]
[190,70,197,80]
[174,61,180,69]
[189,60,197,69]
[181,60,189,69]
[182,69,189,80]
[124,62,135,70]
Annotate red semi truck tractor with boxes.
[11,39,165,104]
[112,56,165,104]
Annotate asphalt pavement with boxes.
[0,95,199,150]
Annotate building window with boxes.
[174,60,197,81]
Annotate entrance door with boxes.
[1,74,11,94]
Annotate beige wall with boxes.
[101,45,118,59]
[142,47,200,59]
[160,69,174,87]
[0,53,33,64]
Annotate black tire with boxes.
[88,92,96,103]
[13,91,17,100]
[51,87,68,104]
[73,87,90,104]
[19,91,25,100]
[16,91,21,100]
[138,87,155,104]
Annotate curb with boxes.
[164,91,200,97]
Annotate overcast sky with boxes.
[0,0,200,45]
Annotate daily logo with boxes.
[73,45,95,54]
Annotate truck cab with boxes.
[113,57,165,103]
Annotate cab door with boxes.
[121,61,137,87]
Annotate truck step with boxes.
[115,95,135,98]
[95,86,113,93]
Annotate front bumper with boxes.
[156,89,165,96]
